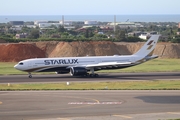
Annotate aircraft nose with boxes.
[14,64,19,70]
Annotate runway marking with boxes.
[57,118,71,120]
[113,115,132,119]
[167,112,180,115]
[68,102,122,105]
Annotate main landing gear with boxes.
[89,73,99,77]
[88,68,99,77]
[28,72,32,78]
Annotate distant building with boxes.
[128,31,158,38]
[139,34,149,40]
[99,27,113,33]
[84,21,98,25]
[26,25,36,28]
[108,22,143,28]
[38,23,75,30]
[34,21,48,26]
[76,26,92,32]
[10,26,22,31]
[9,21,24,25]
[128,31,143,37]
[177,32,180,35]
[15,33,28,39]
[38,23,61,28]
[59,21,73,26]
[179,23,180,28]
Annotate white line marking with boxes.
[167,112,180,115]
[68,102,122,105]
[57,118,71,120]
[113,115,132,119]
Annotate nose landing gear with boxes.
[28,72,32,78]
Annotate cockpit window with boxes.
[19,62,24,65]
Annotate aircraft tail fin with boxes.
[133,35,160,57]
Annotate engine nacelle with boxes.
[70,67,87,76]
[55,71,69,74]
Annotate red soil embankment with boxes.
[0,41,180,62]
[49,41,127,57]
[0,43,46,62]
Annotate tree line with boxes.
[0,22,180,43]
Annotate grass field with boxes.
[0,80,180,90]
[101,58,180,73]
[0,59,180,91]
[0,59,180,75]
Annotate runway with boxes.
[0,73,180,119]
[0,90,180,120]
[0,72,180,83]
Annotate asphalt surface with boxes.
[0,73,180,120]
[0,72,180,83]
[0,90,180,120]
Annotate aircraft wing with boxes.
[85,62,132,69]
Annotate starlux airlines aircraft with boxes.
[14,35,160,78]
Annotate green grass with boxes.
[0,59,180,75]
[100,59,180,73]
[1,80,180,90]
[0,62,23,75]
[0,62,53,75]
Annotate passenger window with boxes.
[19,62,24,65]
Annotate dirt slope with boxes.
[49,41,126,57]
[0,43,46,62]
[35,41,59,57]
[0,41,180,62]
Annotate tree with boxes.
[58,25,66,33]
[83,28,94,38]
[95,34,107,38]
[178,28,180,32]
[115,30,126,41]
[28,29,39,39]
[84,29,89,38]
[21,26,31,33]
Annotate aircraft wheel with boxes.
[89,74,99,78]
[83,73,89,77]
[29,75,32,78]
[89,74,94,77]
[94,74,99,77]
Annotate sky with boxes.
[0,0,180,15]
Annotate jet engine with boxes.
[55,71,69,74]
[70,67,87,76]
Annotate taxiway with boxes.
[0,90,180,120]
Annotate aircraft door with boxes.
[98,58,101,64]
[131,56,135,62]
[28,62,32,68]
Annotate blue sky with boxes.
[1,0,180,15]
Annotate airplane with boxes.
[14,35,160,78]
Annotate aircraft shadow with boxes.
[34,73,180,80]
[135,96,180,104]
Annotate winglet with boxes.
[133,35,160,57]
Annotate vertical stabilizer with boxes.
[134,35,159,57]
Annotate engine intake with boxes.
[70,67,87,76]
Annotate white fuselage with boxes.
[14,55,139,72]
[14,35,160,77]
